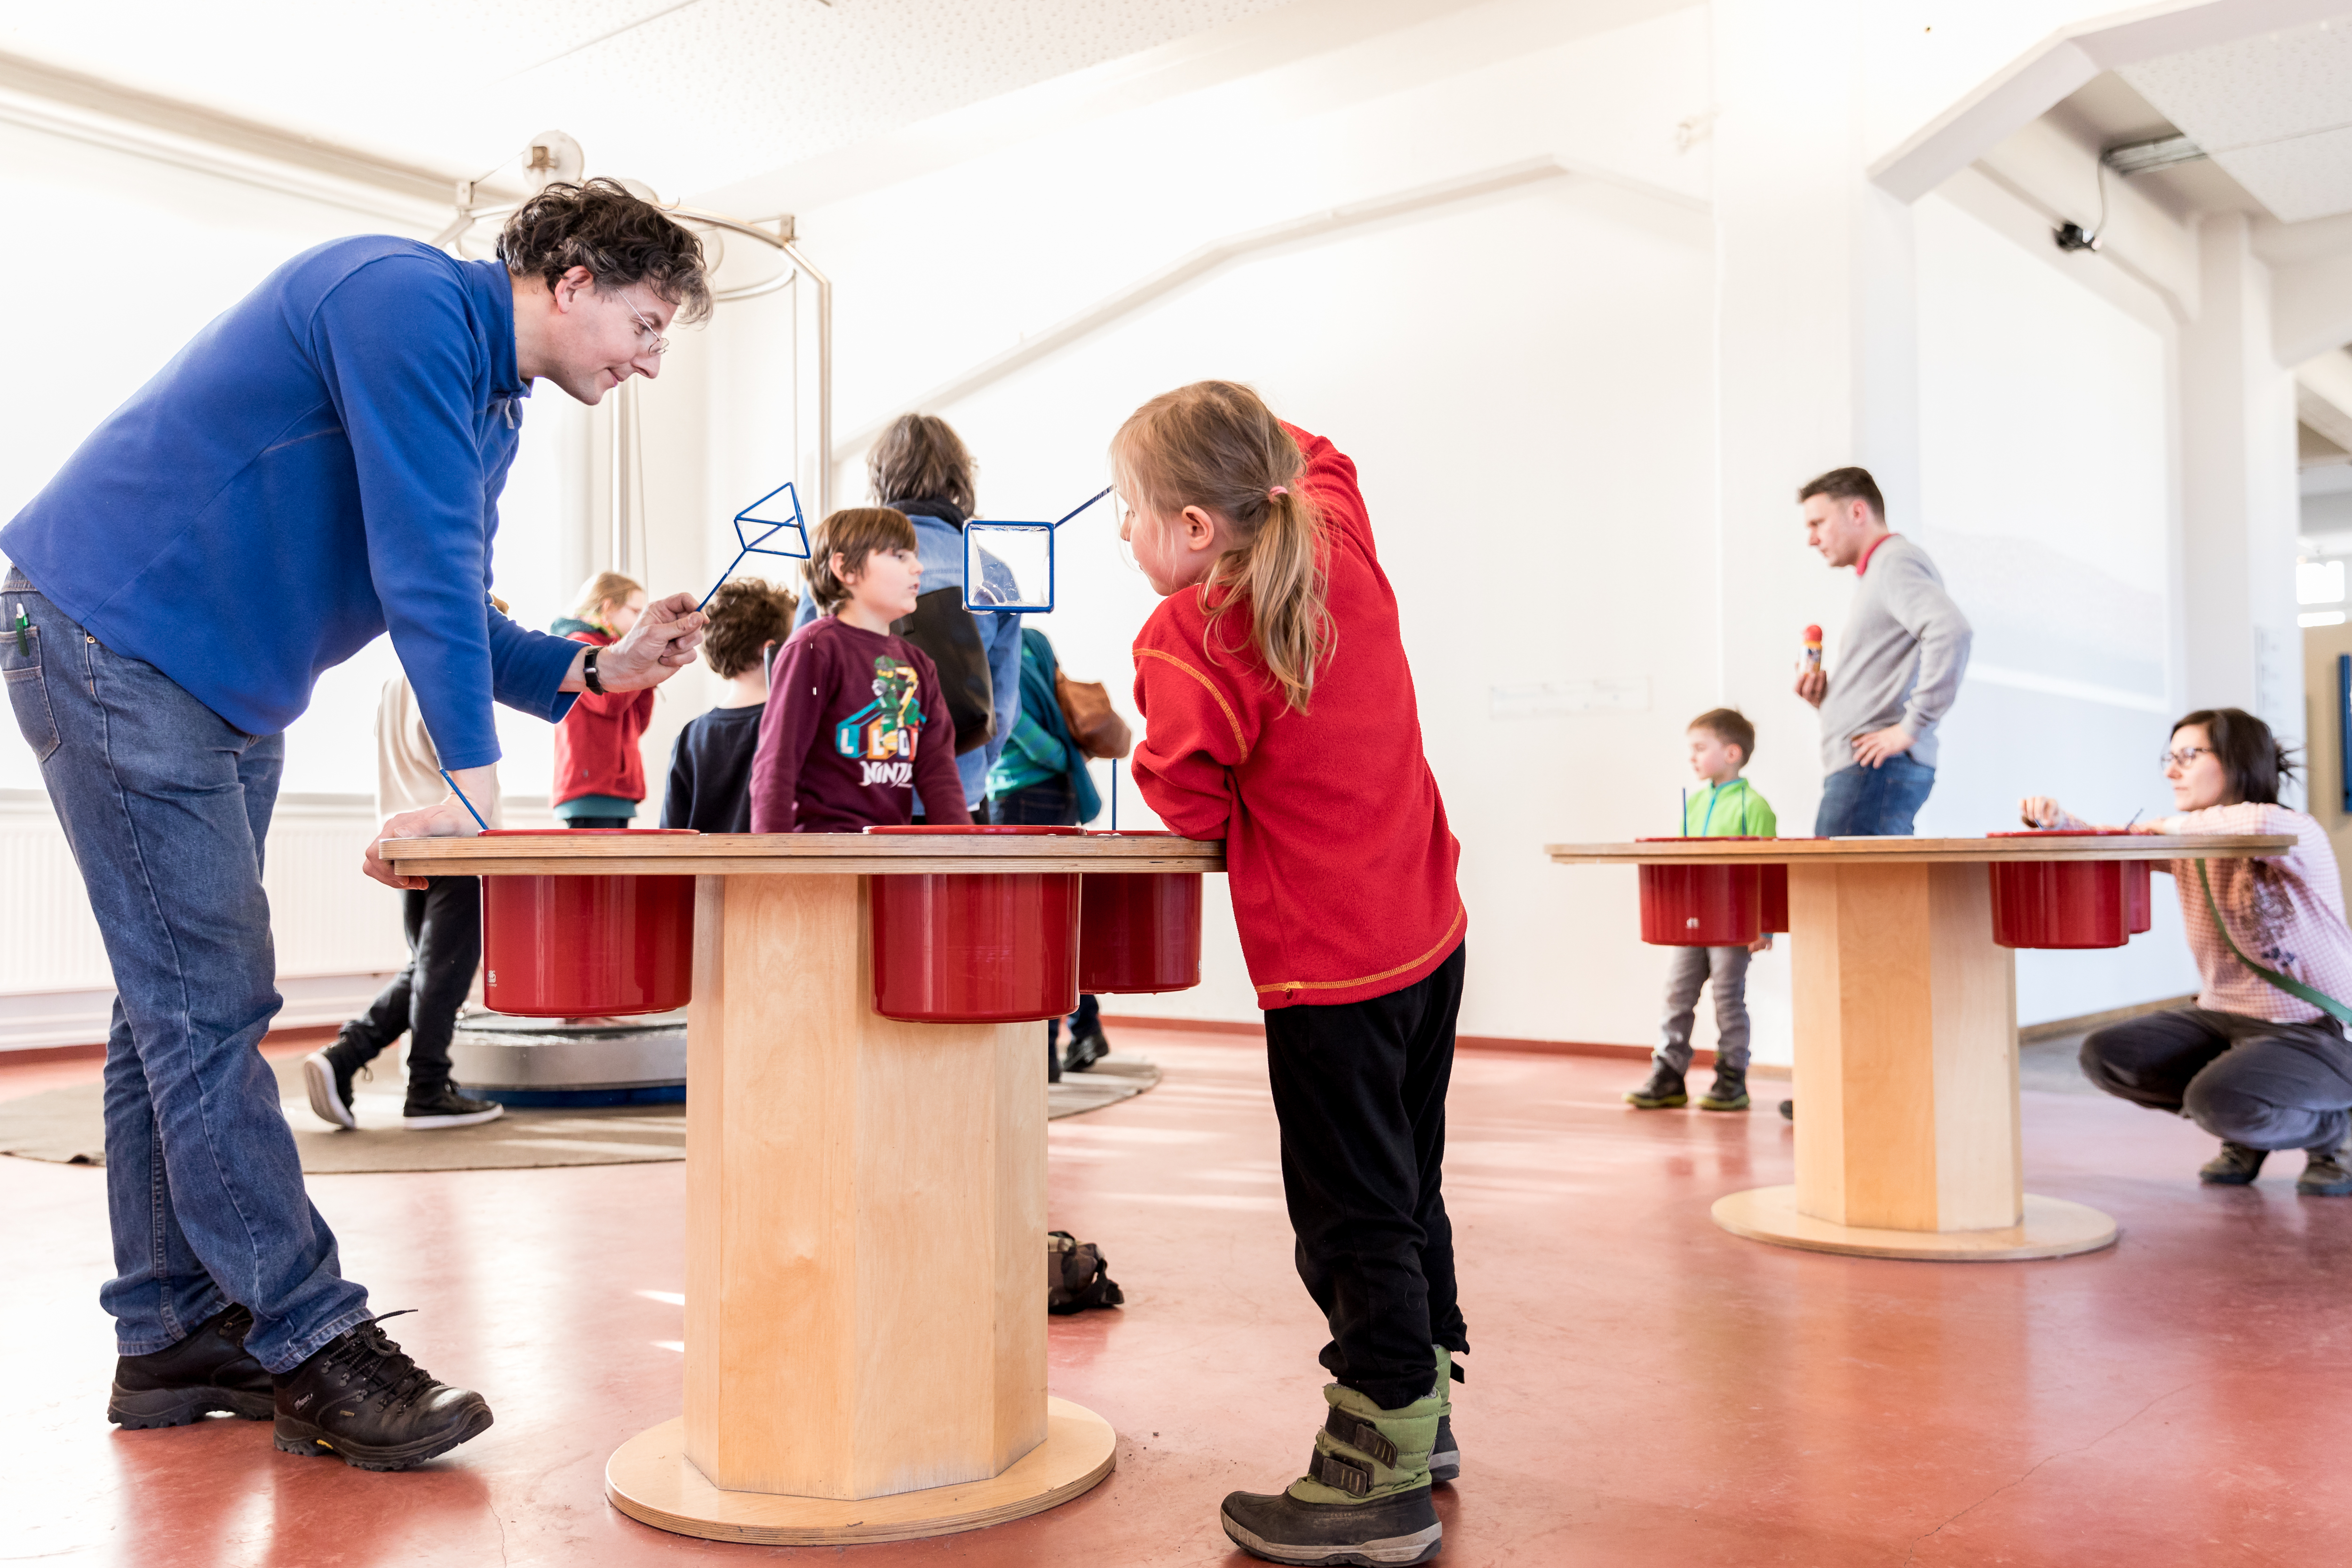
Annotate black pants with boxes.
[2081,1006,2352,1153]
[1264,942,1468,1410]
[340,876,482,1096]
[565,816,631,829]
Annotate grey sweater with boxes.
[1818,534,1972,772]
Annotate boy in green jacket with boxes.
[1627,708,1776,1112]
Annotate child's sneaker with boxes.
[1623,1064,1687,1108]
[1698,1067,1750,1112]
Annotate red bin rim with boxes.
[862,824,1084,836]
[1987,828,2135,838]
[477,828,699,837]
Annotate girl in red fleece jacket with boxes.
[1115,381,1463,1567]
[552,572,656,827]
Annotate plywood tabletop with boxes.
[381,832,1227,877]
[1543,834,2294,866]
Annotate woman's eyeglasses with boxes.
[2159,745,2211,770]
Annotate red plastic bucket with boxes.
[2128,860,2153,934]
[865,826,1081,1023]
[1637,838,1763,947]
[1987,829,2133,950]
[1078,832,1203,994]
[480,829,698,1017]
[1760,864,1790,935]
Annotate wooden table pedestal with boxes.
[384,835,1224,1544]
[1547,835,2291,1262]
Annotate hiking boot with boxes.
[1064,1027,1110,1073]
[2199,1141,2266,1186]
[1623,1063,1687,1109]
[108,1304,275,1429]
[1779,1099,1794,1121]
[400,1085,503,1130]
[2298,1145,2352,1196]
[1698,1067,1750,1112]
[302,1047,360,1130]
[272,1312,493,1471]
[1219,1379,1444,1565]
[1428,1345,1459,1484]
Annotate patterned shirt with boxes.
[2064,802,2352,1023]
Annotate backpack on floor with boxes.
[1047,1230,1125,1314]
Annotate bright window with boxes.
[2297,559,2344,605]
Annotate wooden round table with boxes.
[383,832,1224,1544]
[1545,835,2291,1261]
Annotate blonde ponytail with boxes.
[1112,382,1332,712]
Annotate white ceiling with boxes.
[0,0,1299,204]
[2121,13,2352,224]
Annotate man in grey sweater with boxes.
[1793,468,1972,836]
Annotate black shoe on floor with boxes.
[1064,1028,1110,1073]
[302,1047,361,1130]
[2199,1141,2267,1186]
[272,1312,493,1471]
[1779,1099,1794,1121]
[1220,1485,1441,1566]
[1698,1068,1750,1112]
[1624,1063,1687,1109]
[109,1304,276,1429]
[401,1084,504,1130]
[1428,1415,1459,1484]
[2298,1145,2352,1195]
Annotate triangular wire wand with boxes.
[440,768,489,830]
[698,480,812,611]
[1111,758,1119,832]
[1052,486,1114,529]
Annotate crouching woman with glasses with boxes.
[2020,707,2352,1195]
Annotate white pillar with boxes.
[2178,212,2302,755]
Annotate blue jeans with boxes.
[1814,755,1936,836]
[2,572,369,1369]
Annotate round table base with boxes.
[1712,1185,2119,1261]
[605,1397,1116,1546]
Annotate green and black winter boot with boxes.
[1624,1062,1687,1109]
[1219,1378,1445,1565]
[1428,1345,1459,1484]
[1697,1066,1750,1112]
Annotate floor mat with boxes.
[0,1051,1160,1172]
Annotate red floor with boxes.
[5,1029,2347,1566]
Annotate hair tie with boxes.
[1267,486,1288,500]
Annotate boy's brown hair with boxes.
[701,578,796,679]
[868,414,977,516]
[1690,707,1756,764]
[805,507,918,613]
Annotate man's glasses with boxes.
[2159,745,2211,770]
[616,288,668,357]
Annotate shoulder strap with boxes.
[2194,859,2352,1026]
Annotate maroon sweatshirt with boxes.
[748,615,971,833]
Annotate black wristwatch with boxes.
[581,646,604,696]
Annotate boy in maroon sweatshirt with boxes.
[748,508,969,832]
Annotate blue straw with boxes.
[1050,486,1114,530]
[440,768,489,831]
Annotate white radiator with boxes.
[0,790,558,1052]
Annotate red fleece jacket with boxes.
[1129,424,1463,1009]
[552,629,654,807]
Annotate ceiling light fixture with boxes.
[2102,133,2208,176]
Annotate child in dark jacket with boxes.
[552,571,655,827]
[1119,382,1463,1567]
[749,509,969,832]
[662,578,796,833]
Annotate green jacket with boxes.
[1684,777,1776,837]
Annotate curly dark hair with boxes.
[497,178,712,324]
[701,578,796,680]
[2172,708,2298,806]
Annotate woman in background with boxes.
[552,572,655,828]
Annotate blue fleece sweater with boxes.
[0,236,580,769]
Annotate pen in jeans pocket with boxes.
[12,605,26,656]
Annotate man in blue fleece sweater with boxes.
[0,179,710,1471]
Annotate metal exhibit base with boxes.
[447,1010,686,1106]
